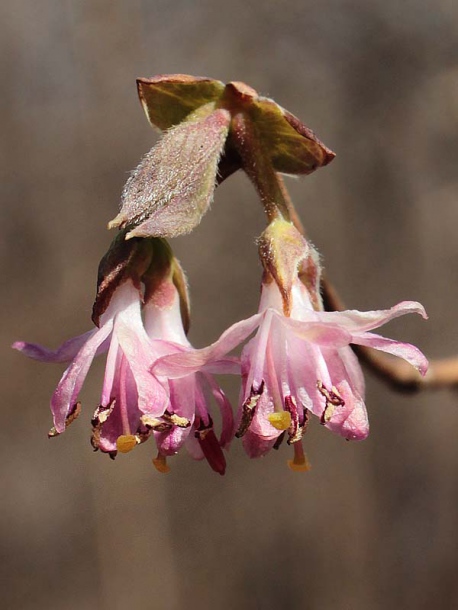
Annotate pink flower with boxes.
[13,280,167,455]
[154,278,428,468]
[13,276,235,474]
[142,281,236,475]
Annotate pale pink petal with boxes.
[352,332,429,375]
[50,320,114,432]
[247,391,281,440]
[201,356,241,375]
[155,378,195,455]
[115,309,168,415]
[153,313,263,378]
[156,424,192,456]
[242,430,278,458]
[239,311,277,401]
[323,380,369,441]
[287,335,332,418]
[98,364,143,452]
[143,295,190,344]
[317,301,427,333]
[336,345,366,397]
[202,373,234,447]
[12,330,102,363]
[100,332,120,406]
[280,315,352,347]
[185,433,205,460]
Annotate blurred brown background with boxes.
[3,1,458,609]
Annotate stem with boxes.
[227,109,458,393]
[230,113,291,222]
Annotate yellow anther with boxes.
[322,403,335,423]
[152,454,170,474]
[169,414,191,428]
[141,414,163,428]
[116,434,138,453]
[268,411,292,430]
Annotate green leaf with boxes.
[137,74,225,130]
[109,108,231,238]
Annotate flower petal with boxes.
[115,304,168,415]
[352,332,429,375]
[12,329,102,363]
[100,332,119,406]
[242,430,278,458]
[155,378,195,455]
[318,301,427,333]
[280,315,352,347]
[202,373,234,448]
[336,345,366,397]
[153,313,263,378]
[323,380,369,441]
[201,356,241,375]
[51,320,114,432]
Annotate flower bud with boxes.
[257,219,309,316]
[92,230,154,326]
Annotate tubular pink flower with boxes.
[13,277,235,473]
[154,278,428,462]
[144,282,236,475]
[13,280,168,454]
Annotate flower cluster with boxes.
[13,75,428,474]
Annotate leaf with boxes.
[109,108,231,238]
[137,74,225,130]
[224,82,335,175]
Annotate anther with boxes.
[90,400,116,450]
[48,402,82,438]
[284,395,303,444]
[236,381,265,438]
[317,381,344,424]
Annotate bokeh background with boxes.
[3,1,458,608]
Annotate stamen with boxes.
[152,452,170,474]
[287,441,311,472]
[141,414,170,432]
[167,413,191,428]
[48,401,82,438]
[302,407,310,431]
[90,400,116,451]
[268,411,292,430]
[317,381,345,424]
[236,381,264,438]
[141,411,191,432]
[195,422,226,476]
[116,434,139,453]
[135,428,152,444]
[284,395,303,444]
